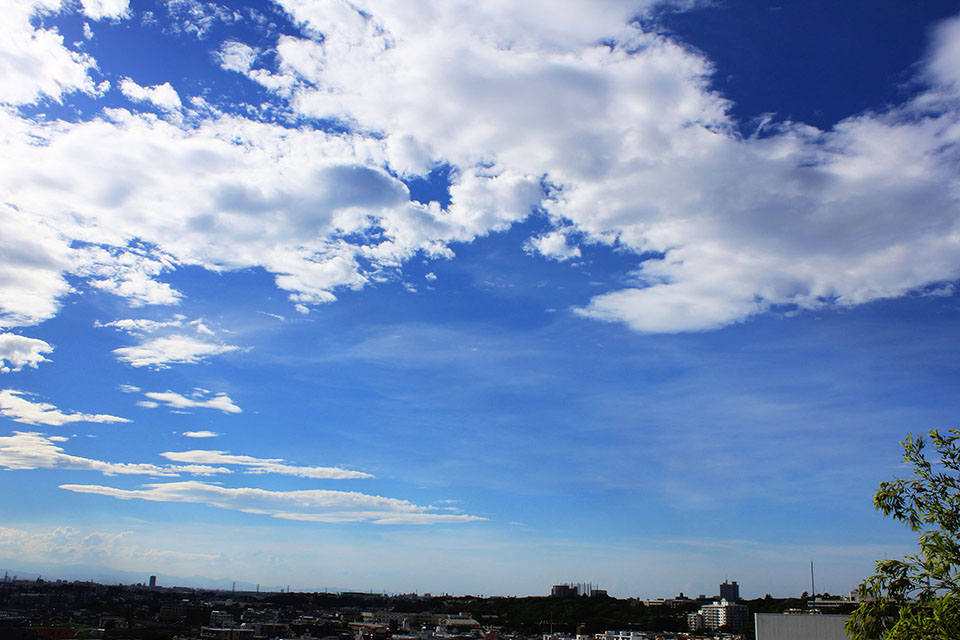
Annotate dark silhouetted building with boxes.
[720,580,739,601]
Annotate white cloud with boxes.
[0,334,53,373]
[142,389,242,413]
[262,1,960,332]
[118,384,140,393]
[0,525,218,567]
[160,449,372,479]
[100,318,171,333]
[424,272,437,281]
[0,202,74,328]
[60,480,485,524]
[0,389,130,426]
[119,78,183,111]
[75,244,182,306]
[0,525,131,563]
[0,0,102,106]
[182,430,219,438]
[80,0,130,20]
[0,431,226,476]
[217,40,258,73]
[2,1,960,336]
[112,335,240,368]
[525,230,581,262]
[98,315,220,337]
[165,0,242,39]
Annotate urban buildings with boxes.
[687,599,750,631]
[549,583,605,598]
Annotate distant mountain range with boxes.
[0,559,349,593]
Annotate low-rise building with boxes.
[200,627,256,640]
[755,612,850,640]
[595,630,651,640]
[210,611,236,627]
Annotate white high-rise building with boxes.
[697,599,749,631]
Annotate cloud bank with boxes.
[2,0,959,336]
[61,480,485,524]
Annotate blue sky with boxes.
[2,0,960,599]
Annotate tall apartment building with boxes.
[719,580,739,601]
[694,599,749,631]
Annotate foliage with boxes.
[396,595,685,634]
[846,429,960,640]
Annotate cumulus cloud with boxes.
[261,1,960,332]
[217,40,258,72]
[2,1,960,335]
[525,230,581,262]
[160,449,372,479]
[0,202,74,328]
[0,0,103,106]
[79,0,130,20]
[0,334,53,373]
[60,480,485,524]
[0,525,218,566]
[119,78,183,111]
[0,107,460,321]
[0,431,226,476]
[112,335,240,368]
[75,244,182,306]
[0,526,130,564]
[141,389,241,413]
[0,389,130,426]
[182,430,219,438]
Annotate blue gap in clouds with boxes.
[31,0,307,125]
[404,164,455,208]
[326,216,648,331]
[655,0,960,132]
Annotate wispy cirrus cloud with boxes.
[60,480,485,525]
[98,316,187,334]
[141,389,241,414]
[160,450,371,479]
[0,432,227,476]
[182,430,220,438]
[99,315,235,367]
[0,389,130,427]
[0,334,53,373]
[112,335,241,368]
[0,431,366,481]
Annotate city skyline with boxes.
[2,0,960,598]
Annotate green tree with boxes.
[846,429,960,639]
